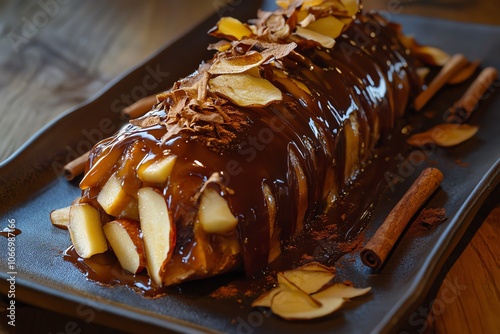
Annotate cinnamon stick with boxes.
[63,151,90,181]
[120,94,157,119]
[446,67,498,123]
[447,60,480,85]
[360,167,444,270]
[414,54,469,111]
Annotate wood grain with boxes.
[0,1,498,333]
[0,0,215,162]
[432,207,500,334]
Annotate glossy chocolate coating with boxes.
[79,13,421,281]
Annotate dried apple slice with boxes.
[209,17,253,41]
[208,40,232,52]
[209,52,265,75]
[306,16,345,39]
[103,219,145,274]
[138,187,175,286]
[253,262,335,307]
[209,73,282,107]
[50,206,71,229]
[271,289,344,320]
[407,124,478,147]
[251,287,281,308]
[68,204,108,258]
[276,0,291,9]
[282,268,335,294]
[273,283,370,320]
[300,0,324,9]
[297,261,335,273]
[281,262,335,293]
[209,42,297,76]
[277,272,321,304]
[259,42,297,63]
[198,188,238,234]
[294,26,335,48]
[296,9,310,23]
[138,155,176,184]
[313,283,371,300]
[253,261,370,320]
[340,0,361,16]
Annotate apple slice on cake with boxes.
[68,203,108,258]
[138,187,175,286]
[103,219,146,274]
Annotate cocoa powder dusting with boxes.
[311,223,339,241]
[210,284,239,300]
[210,283,258,301]
[336,232,365,253]
[415,207,447,229]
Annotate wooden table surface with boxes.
[0,0,498,333]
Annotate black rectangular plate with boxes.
[0,8,499,334]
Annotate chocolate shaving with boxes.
[145,1,363,151]
[134,1,359,151]
[160,92,248,149]
[250,6,295,41]
[260,42,297,62]
[207,40,232,51]
[129,115,161,128]
[197,72,210,101]
[246,0,354,45]
[134,58,249,151]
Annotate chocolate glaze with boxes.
[70,11,422,291]
[64,245,170,297]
